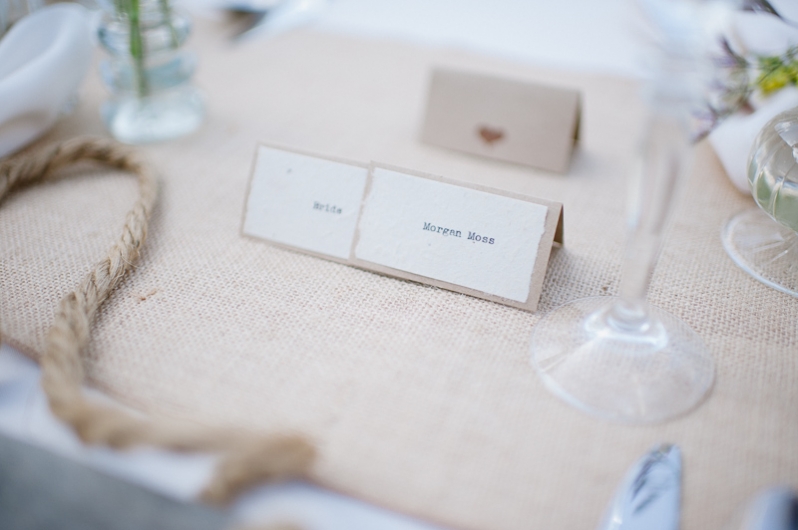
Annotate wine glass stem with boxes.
[611,110,691,332]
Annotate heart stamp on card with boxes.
[421,68,581,172]
[478,125,505,145]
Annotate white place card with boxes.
[242,145,563,312]
[354,166,548,303]
[242,145,368,261]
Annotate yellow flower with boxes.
[759,68,791,94]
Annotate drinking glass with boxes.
[529,0,733,423]
[722,106,798,296]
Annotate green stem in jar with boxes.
[126,0,149,98]
[157,0,180,48]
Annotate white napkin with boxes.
[708,7,798,194]
[0,3,93,159]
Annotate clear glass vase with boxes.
[98,0,204,144]
[722,106,798,296]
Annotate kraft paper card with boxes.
[421,68,581,173]
[242,144,563,312]
[242,145,369,264]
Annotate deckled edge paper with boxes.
[421,67,581,174]
[242,144,564,312]
[352,163,563,312]
[241,143,369,265]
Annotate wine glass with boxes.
[722,106,798,296]
[529,0,733,423]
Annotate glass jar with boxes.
[97,0,204,144]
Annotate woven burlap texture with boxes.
[1,23,796,530]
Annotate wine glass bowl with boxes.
[723,107,798,296]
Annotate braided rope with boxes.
[0,137,315,509]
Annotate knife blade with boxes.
[732,487,798,530]
[597,444,681,530]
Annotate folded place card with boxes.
[242,145,564,311]
[242,145,368,262]
[421,68,581,173]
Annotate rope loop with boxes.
[0,137,315,508]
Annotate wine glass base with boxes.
[530,297,714,424]
[722,208,798,297]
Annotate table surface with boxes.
[1,1,794,529]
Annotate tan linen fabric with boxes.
[2,21,797,530]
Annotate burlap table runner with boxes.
[1,20,796,530]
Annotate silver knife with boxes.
[598,444,681,530]
[730,487,798,530]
